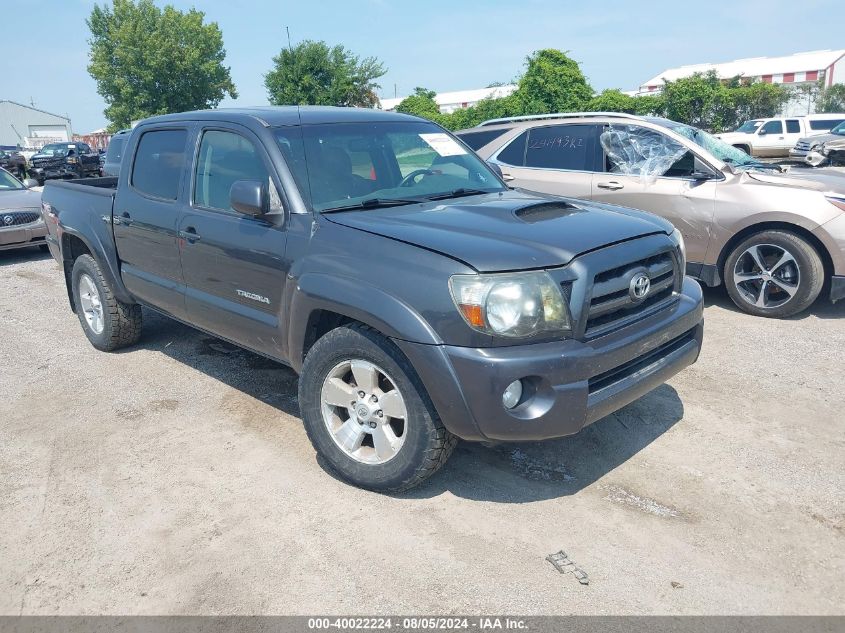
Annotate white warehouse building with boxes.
[380,85,517,114]
[635,49,845,115]
[0,100,73,149]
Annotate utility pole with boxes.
[30,96,35,107]
[286,26,293,52]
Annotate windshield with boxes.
[38,144,71,156]
[735,120,763,134]
[273,121,506,212]
[0,169,25,190]
[831,121,845,136]
[654,119,764,169]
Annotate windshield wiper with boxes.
[321,197,427,213]
[424,188,491,201]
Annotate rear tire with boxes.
[298,323,456,492]
[71,254,142,351]
[723,230,823,318]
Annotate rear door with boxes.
[489,124,600,198]
[591,123,717,267]
[113,125,190,319]
[178,124,290,356]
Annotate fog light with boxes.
[502,380,523,409]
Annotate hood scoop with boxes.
[514,201,582,223]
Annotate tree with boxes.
[396,87,440,119]
[87,0,237,130]
[265,40,386,108]
[817,84,845,113]
[514,49,593,114]
[585,89,639,113]
[791,79,825,115]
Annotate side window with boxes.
[760,120,783,134]
[194,130,272,212]
[524,125,597,170]
[132,129,187,200]
[785,120,801,134]
[600,124,688,178]
[810,118,844,131]
[496,131,528,166]
[106,136,126,163]
[456,127,513,151]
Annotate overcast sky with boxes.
[4,0,845,133]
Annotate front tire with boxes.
[298,324,456,492]
[71,254,142,351]
[724,230,823,318]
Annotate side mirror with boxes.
[230,180,267,216]
[487,161,504,178]
[757,128,767,136]
[689,171,716,181]
[23,178,39,188]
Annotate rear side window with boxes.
[785,120,801,133]
[105,136,126,163]
[131,129,188,200]
[809,118,845,131]
[524,124,597,170]
[457,127,513,151]
[496,131,528,166]
[761,120,783,134]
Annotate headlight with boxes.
[670,228,686,272]
[449,271,571,338]
[66,157,78,164]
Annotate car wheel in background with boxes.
[71,254,142,351]
[724,230,823,318]
[298,323,456,492]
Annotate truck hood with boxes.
[797,133,840,147]
[323,190,672,272]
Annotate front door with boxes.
[490,124,600,199]
[591,124,716,267]
[179,126,289,357]
[754,119,787,156]
[113,126,190,319]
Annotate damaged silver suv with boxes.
[459,113,845,318]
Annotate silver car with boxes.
[791,120,845,161]
[458,112,845,318]
[0,168,46,253]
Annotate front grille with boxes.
[31,157,64,168]
[588,327,696,394]
[0,210,40,226]
[795,141,811,151]
[585,252,677,337]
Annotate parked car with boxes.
[715,114,845,158]
[101,129,130,177]
[459,112,845,318]
[0,149,27,179]
[29,142,101,185]
[0,167,47,252]
[41,106,703,492]
[790,120,845,161]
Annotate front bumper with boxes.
[789,148,809,159]
[0,221,47,251]
[30,166,77,180]
[397,277,704,442]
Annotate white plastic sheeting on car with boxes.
[600,125,688,183]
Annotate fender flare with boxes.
[59,224,134,307]
[287,272,442,371]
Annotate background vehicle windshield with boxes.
[0,169,25,190]
[735,120,763,133]
[274,121,506,212]
[831,121,845,136]
[656,120,761,169]
[38,144,71,156]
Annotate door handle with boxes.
[117,211,132,225]
[501,172,515,182]
[179,227,201,242]
[596,181,624,190]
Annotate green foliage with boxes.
[265,40,386,108]
[585,89,639,113]
[817,84,845,113]
[516,49,593,114]
[87,0,237,131]
[396,87,440,119]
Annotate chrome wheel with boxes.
[78,273,104,334]
[732,244,799,309]
[320,359,408,465]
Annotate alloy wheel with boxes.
[78,273,105,334]
[732,244,800,309]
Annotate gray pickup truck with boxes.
[41,106,704,492]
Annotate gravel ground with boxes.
[0,247,843,615]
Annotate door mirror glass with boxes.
[230,180,266,216]
[23,178,40,188]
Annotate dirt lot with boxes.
[0,247,843,615]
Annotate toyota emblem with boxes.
[3,215,13,226]
[629,272,651,301]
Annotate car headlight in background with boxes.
[449,271,571,338]
[670,228,686,272]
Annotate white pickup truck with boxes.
[716,114,845,158]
